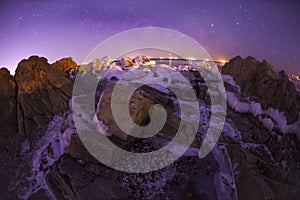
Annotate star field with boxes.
[0,0,299,74]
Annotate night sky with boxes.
[0,0,299,74]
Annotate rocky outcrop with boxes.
[101,56,112,68]
[46,154,130,200]
[92,57,112,74]
[97,83,154,147]
[1,55,300,200]
[0,68,18,149]
[222,56,300,124]
[120,55,150,68]
[51,57,77,74]
[48,77,300,200]
[15,56,73,143]
[134,55,150,66]
[120,56,135,68]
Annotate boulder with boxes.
[97,83,154,147]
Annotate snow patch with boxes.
[15,114,66,200]
[223,74,300,134]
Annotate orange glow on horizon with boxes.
[216,59,228,64]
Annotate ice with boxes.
[101,63,123,80]
[222,74,241,93]
[249,101,263,116]
[259,116,274,131]
[234,101,250,113]
[224,74,300,134]
[15,114,66,200]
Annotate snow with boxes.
[16,114,66,200]
[62,112,76,147]
[101,63,123,80]
[249,101,263,116]
[223,74,300,134]
[258,116,274,131]
[222,75,241,94]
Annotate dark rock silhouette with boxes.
[0,68,17,150]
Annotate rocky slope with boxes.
[0,55,299,200]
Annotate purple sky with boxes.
[0,0,299,74]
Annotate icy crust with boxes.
[13,114,67,200]
[222,74,300,135]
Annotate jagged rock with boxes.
[222,56,300,124]
[91,58,101,74]
[134,55,150,66]
[28,189,50,200]
[120,56,135,68]
[46,154,130,200]
[14,56,73,143]
[51,57,78,74]
[227,143,300,200]
[0,68,18,149]
[101,56,112,67]
[92,57,112,74]
[1,55,299,200]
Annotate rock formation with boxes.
[222,56,300,124]
[134,55,150,66]
[120,56,135,68]
[0,68,17,149]
[51,57,78,74]
[0,55,300,199]
[15,56,74,143]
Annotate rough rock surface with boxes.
[97,83,154,146]
[0,68,18,149]
[51,57,77,74]
[222,56,300,124]
[1,56,300,200]
[15,56,74,143]
[120,56,135,68]
[225,108,300,199]
[134,55,150,66]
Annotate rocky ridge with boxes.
[0,55,299,199]
[222,56,300,124]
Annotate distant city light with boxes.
[218,60,228,64]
